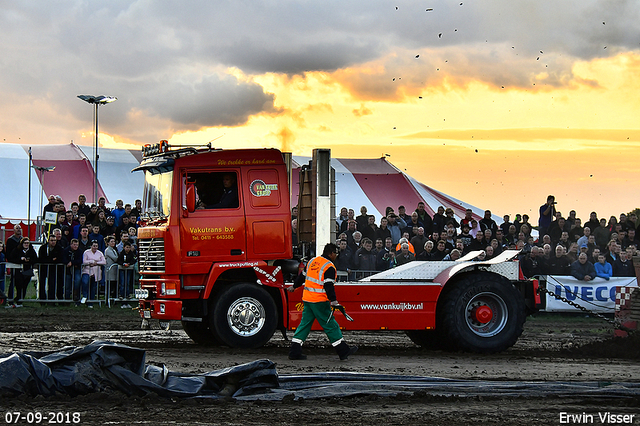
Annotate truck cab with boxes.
[135,143,294,347]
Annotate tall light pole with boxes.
[77,95,117,203]
[28,147,32,240]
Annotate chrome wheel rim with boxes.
[465,291,508,337]
[227,297,266,337]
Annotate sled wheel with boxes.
[181,321,222,346]
[211,283,277,349]
[440,273,525,353]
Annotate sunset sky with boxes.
[1,1,639,222]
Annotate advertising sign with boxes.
[543,275,637,313]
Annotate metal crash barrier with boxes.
[336,270,378,282]
[1,261,139,308]
[105,264,137,308]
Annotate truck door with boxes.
[243,167,291,259]
[179,170,246,269]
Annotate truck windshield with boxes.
[143,170,173,218]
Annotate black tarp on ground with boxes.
[266,373,640,401]
[0,341,278,399]
[1,341,640,400]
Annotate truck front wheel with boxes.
[440,273,525,353]
[211,283,278,349]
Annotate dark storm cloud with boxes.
[211,40,380,75]
[133,74,278,129]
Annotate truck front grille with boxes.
[138,238,166,273]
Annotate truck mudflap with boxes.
[138,299,182,320]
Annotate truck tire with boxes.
[181,321,222,346]
[440,273,525,353]
[211,283,278,349]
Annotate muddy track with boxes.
[1,306,639,425]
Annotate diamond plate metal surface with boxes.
[360,250,521,282]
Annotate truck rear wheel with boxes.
[440,273,525,353]
[211,283,277,349]
[181,321,222,346]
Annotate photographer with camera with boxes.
[538,195,556,240]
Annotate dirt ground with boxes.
[1,306,639,425]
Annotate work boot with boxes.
[288,342,307,360]
[335,341,358,360]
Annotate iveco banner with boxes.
[543,275,637,313]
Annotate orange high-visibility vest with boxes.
[396,241,415,254]
[302,256,334,303]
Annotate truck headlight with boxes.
[161,282,177,296]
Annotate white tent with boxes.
[0,143,143,220]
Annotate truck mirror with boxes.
[186,184,196,212]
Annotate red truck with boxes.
[134,142,539,353]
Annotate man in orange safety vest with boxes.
[287,243,358,360]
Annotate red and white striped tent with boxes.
[0,143,498,226]
[0,143,143,221]
[291,156,498,225]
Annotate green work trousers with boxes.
[292,301,343,344]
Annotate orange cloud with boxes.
[273,126,295,153]
[352,104,373,117]
[330,45,595,103]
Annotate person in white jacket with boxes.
[80,241,106,307]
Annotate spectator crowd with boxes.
[3,192,637,307]
[329,196,638,282]
[2,194,142,308]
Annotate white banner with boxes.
[44,211,58,225]
[543,275,637,313]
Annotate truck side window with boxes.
[190,172,239,210]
